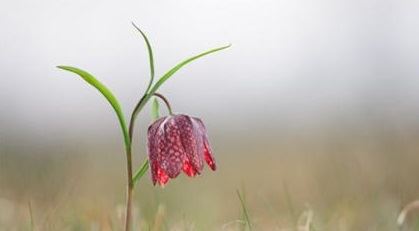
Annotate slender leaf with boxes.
[132,159,149,184]
[131,22,155,93]
[57,66,130,148]
[151,97,160,120]
[149,44,231,95]
[130,44,231,124]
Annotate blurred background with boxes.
[1,0,419,230]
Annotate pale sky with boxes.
[1,0,419,145]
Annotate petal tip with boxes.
[154,167,169,186]
[182,160,199,177]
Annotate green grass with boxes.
[2,134,419,230]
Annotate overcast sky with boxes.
[1,0,419,145]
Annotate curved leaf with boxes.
[150,44,231,95]
[132,159,149,185]
[131,22,155,93]
[57,66,130,148]
[131,44,231,120]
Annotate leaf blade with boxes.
[132,44,231,120]
[57,66,130,148]
[132,159,150,184]
[131,22,155,93]
[149,44,231,95]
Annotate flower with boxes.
[147,114,216,186]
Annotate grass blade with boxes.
[28,201,34,231]
[237,189,252,231]
[57,66,130,148]
[283,181,298,227]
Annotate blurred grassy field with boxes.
[2,127,419,231]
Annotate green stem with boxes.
[124,93,150,231]
[123,23,156,230]
[129,94,147,140]
[124,93,149,231]
[153,93,173,115]
[124,145,134,231]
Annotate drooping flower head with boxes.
[147,114,216,186]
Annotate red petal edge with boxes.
[182,159,199,177]
[156,166,169,186]
[204,143,216,171]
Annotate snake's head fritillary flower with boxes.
[147,114,216,186]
